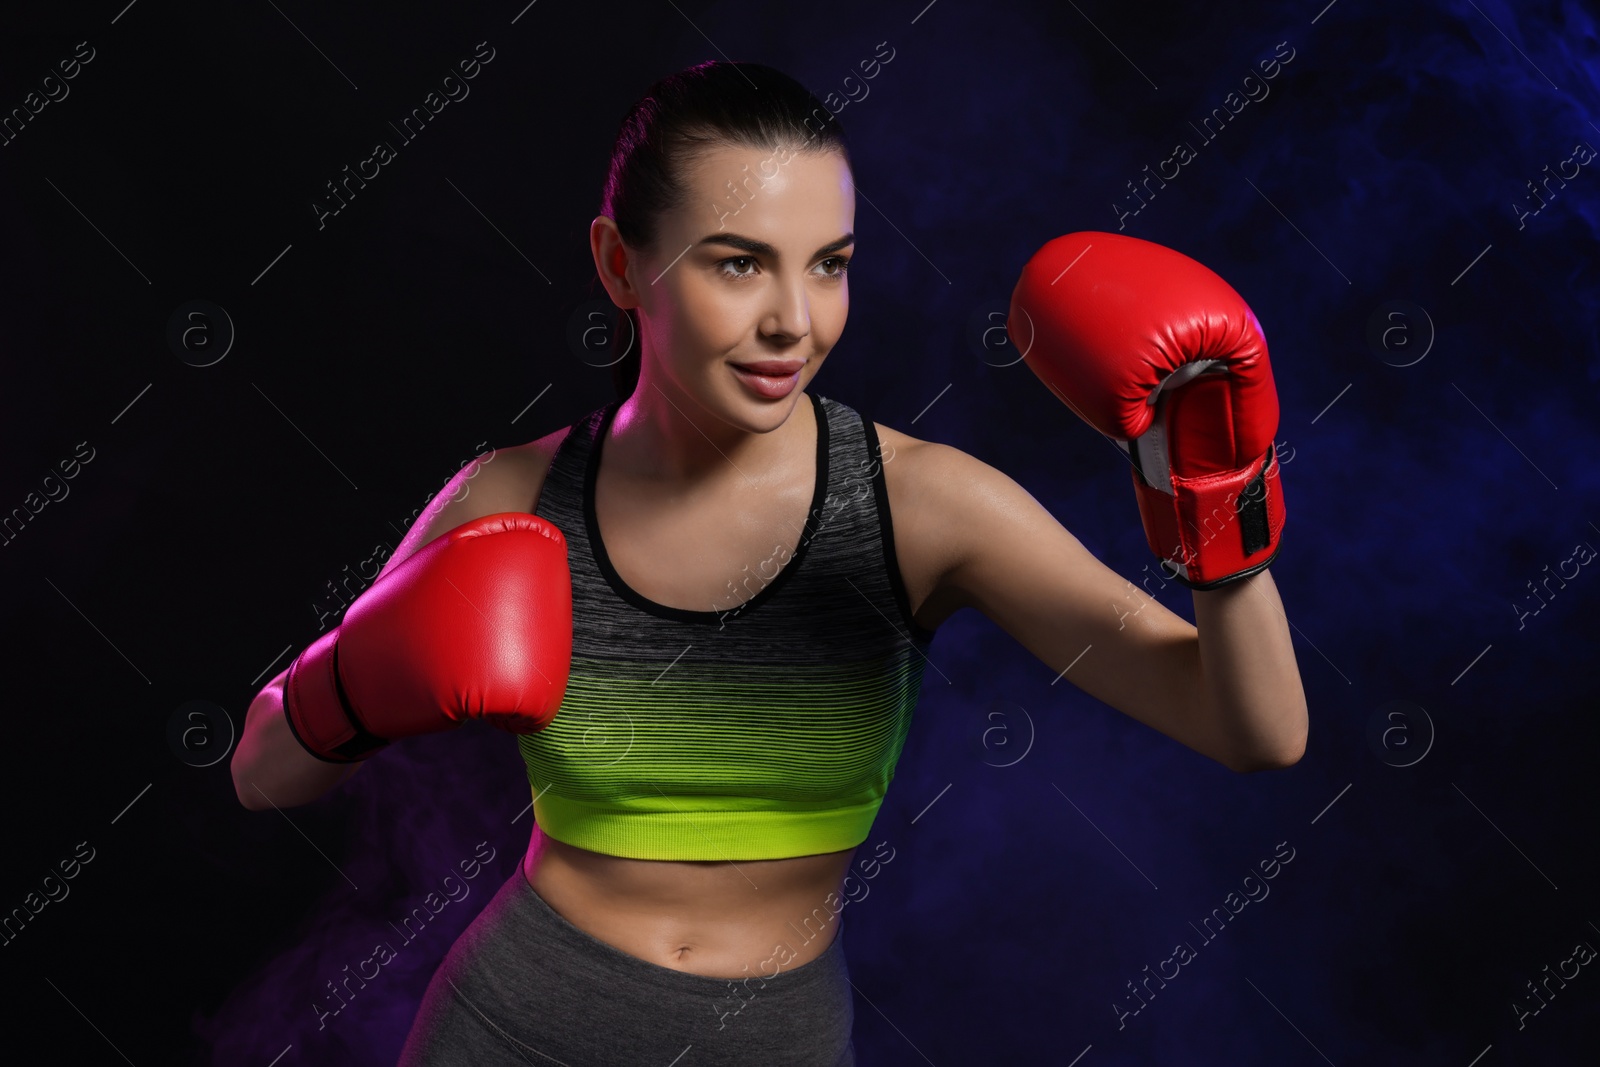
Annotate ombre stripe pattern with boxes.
[523,393,937,861]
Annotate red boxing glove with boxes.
[1008,231,1285,589]
[284,513,573,762]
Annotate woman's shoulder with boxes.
[372,424,575,585]
[864,418,972,487]
[863,417,1030,541]
[855,418,975,631]
[495,422,574,510]
[869,419,925,459]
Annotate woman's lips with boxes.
[731,360,805,375]
[730,362,801,399]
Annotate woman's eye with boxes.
[716,256,853,280]
[819,256,851,278]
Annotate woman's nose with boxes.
[762,279,811,341]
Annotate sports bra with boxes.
[522,392,938,861]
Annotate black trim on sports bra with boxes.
[861,417,940,644]
[583,391,830,625]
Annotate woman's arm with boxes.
[232,666,361,810]
[893,437,1307,773]
[1190,568,1306,771]
[230,438,558,809]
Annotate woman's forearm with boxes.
[1191,568,1309,771]
[230,670,362,809]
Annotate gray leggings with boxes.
[397,866,856,1066]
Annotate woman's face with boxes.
[599,142,855,433]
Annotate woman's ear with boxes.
[590,215,644,311]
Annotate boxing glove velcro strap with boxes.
[1235,455,1273,557]
[283,629,391,764]
[1131,442,1285,590]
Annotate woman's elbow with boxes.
[1231,748,1303,773]
[230,747,270,810]
[1229,731,1308,773]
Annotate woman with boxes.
[232,60,1307,1065]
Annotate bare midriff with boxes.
[522,823,856,980]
